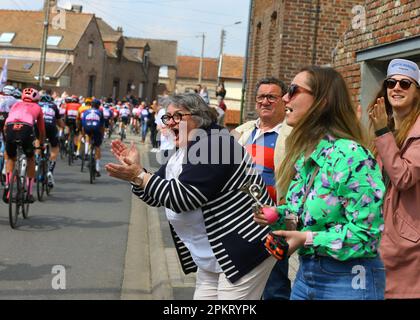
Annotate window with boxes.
[87,76,95,97]
[88,41,93,58]
[0,32,15,43]
[23,63,33,70]
[47,36,63,46]
[159,65,169,78]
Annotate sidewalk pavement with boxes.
[120,133,299,300]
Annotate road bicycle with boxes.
[0,140,5,187]
[67,129,76,166]
[35,141,51,201]
[88,142,96,184]
[120,125,126,142]
[8,140,30,228]
[80,135,86,172]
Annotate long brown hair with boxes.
[276,66,365,197]
[368,81,420,154]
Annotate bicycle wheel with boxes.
[8,170,20,228]
[0,157,4,186]
[80,142,85,172]
[89,149,95,184]
[59,138,66,160]
[22,175,30,219]
[68,140,74,166]
[36,158,45,201]
[45,159,51,196]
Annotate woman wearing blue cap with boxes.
[368,58,420,299]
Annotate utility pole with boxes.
[217,29,226,84]
[198,33,205,84]
[39,0,50,88]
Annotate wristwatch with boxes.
[132,170,147,186]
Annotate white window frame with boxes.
[47,35,63,46]
[0,32,15,43]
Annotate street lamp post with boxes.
[198,33,205,84]
[217,21,241,84]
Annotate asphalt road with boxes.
[0,135,135,299]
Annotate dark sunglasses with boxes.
[384,78,418,90]
[287,84,313,99]
[161,112,194,125]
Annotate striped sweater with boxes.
[132,125,274,283]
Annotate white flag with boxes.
[0,59,8,90]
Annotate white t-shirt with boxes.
[165,148,222,273]
[156,108,175,151]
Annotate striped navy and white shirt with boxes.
[132,124,275,283]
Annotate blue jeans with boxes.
[262,259,291,300]
[291,255,385,300]
[141,122,148,141]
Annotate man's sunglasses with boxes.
[384,78,418,90]
[287,84,313,99]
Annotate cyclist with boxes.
[64,95,80,157]
[0,85,17,183]
[0,85,17,138]
[119,103,131,139]
[76,97,92,158]
[102,103,113,138]
[131,104,140,134]
[38,93,65,187]
[12,88,22,100]
[57,94,67,145]
[3,88,45,203]
[81,99,104,177]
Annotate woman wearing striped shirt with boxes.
[106,93,276,300]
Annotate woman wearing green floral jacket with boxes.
[254,66,386,300]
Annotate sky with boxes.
[1,0,250,58]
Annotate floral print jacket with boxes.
[272,135,385,260]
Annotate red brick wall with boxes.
[244,0,360,121]
[334,0,420,105]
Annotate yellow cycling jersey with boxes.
[78,104,91,119]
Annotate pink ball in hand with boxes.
[262,207,279,224]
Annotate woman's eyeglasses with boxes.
[384,78,417,90]
[161,112,193,125]
[287,84,313,99]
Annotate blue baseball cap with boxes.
[387,58,420,86]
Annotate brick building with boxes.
[0,2,161,102]
[333,0,420,122]
[0,9,106,96]
[243,0,360,121]
[96,19,159,102]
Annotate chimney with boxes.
[116,27,123,34]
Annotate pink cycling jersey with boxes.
[6,101,45,134]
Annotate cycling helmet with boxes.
[40,94,53,103]
[1,85,15,96]
[71,95,79,103]
[64,96,73,103]
[85,97,92,105]
[22,87,41,102]
[91,98,101,109]
[13,88,21,99]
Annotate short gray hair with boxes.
[255,77,287,96]
[163,93,217,128]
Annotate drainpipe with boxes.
[312,0,321,65]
